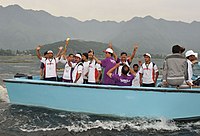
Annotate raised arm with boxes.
[108,42,117,61]
[61,39,70,56]
[129,44,139,62]
[93,55,102,64]
[129,67,136,77]
[107,63,120,78]
[56,46,63,58]
[36,46,42,60]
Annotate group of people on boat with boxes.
[36,40,200,88]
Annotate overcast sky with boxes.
[1,0,200,22]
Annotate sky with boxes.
[1,0,200,22]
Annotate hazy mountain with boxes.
[28,40,121,57]
[0,5,200,54]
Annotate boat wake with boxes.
[19,118,179,133]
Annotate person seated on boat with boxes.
[185,50,198,86]
[107,63,135,86]
[139,53,159,87]
[40,51,48,79]
[87,50,102,84]
[82,53,90,84]
[93,43,117,85]
[116,44,138,76]
[72,53,84,84]
[36,45,63,81]
[192,53,200,86]
[132,64,140,87]
[162,45,191,87]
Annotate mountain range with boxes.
[0,4,200,54]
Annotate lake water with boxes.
[0,56,200,136]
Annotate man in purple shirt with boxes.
[107,63,135,86]
[93,47,116,85]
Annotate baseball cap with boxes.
[47,50,53,54]
[185,50,196,58]
[103,48,113,54]
[75,54,82,59]
[194,53,198,59]
[143,53,151,58]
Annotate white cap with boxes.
[143,53,151,58]
[194,53,198,59]
[75,54,82,59]
[103,48,113,54]
[185,50,196,58]
[47,50,53,54]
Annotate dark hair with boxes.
[88,50,94,54]
[121,52,127,56]
[172,45,185,54]
[82,52,88,59]
[44,51,48,56]
[68,53,74,57]
[107,52,113,56]
[77,53,82,56]
[133,64,139,68]
[121,65,130,75]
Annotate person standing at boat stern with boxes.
[36,46,62,81]
[72,53,84,84]
[162,45,190,87]
[139,53,159,87]
[93,47,116,85]
[107,63,135,86]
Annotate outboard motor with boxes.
[14,73,27,78]
[27,75,33,79]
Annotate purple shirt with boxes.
[112,74,134,86]
[101,57,116,85]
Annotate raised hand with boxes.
[133,43,139,50]
[59,46,63,50]
[36,45,41,51]
[108,42,113,49]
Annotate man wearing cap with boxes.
[192,53,200,86]
[185,50,198,86]
[72,53,84,84]
[162,45,190,87]
[139,53,159,87]
[93,47,116,85]
[36,46,63,81]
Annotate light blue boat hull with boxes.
[3,78,200,119]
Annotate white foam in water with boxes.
[0,85,9,103]
[19,117,180,133]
